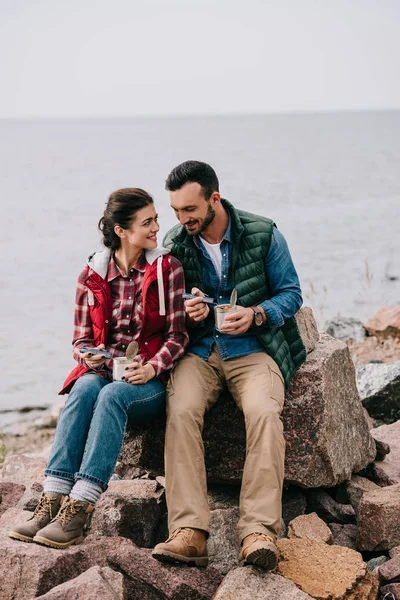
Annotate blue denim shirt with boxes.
[188,218,303,361]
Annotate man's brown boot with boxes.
[33,497,94,549]
[239,533,278,570]
[152,528,208,566]
[8,493,66,543]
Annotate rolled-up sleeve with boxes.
[260,228,303,327]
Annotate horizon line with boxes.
[1,107,400,122]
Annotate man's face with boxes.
[169,182,216,236]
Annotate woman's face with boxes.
[119,203,160,250]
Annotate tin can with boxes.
[214,304,236,332]
[112,357,130,381]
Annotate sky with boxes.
[0,0,399,118]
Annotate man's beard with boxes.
[185,202,216,236]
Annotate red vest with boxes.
[60,256,172,394]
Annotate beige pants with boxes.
[165,347,285,542]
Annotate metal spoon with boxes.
[126,341,139,361]
[229,288,237,309]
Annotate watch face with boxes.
[255,311,263,326]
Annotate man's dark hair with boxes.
[165,160,219,200]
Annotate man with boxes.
[152,160,306,570]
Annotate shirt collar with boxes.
[194,214,232,248]
[107,252,147,281]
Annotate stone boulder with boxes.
[329,524,358,550]
[277,538,379,599]
[380,583,400,599]
[378,555,400,584]
[365,305,400,340]
[0,482,25,516]
[87,479,164,548]
[119,334,376,488]
[296,306,320,353]
[356,483,400,551]
[369,421,400,485]
[307,489,356,523]
[35,566,126,599]
[207,507,241,574]
[277,538,369,599]
[0,454,46,486]
[325,317,367,343]
[0,531,222,600]
[288,512,332,543]
[346,476,381,516]
[357,362,400,423]
[213,566,314,599]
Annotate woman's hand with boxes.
[80,344,109,369]
[123,359,156,385]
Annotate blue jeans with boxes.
[45,374,165,489]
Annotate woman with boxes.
[9,188,188,549]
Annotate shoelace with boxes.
[33,495,55,521]
[248,533,275,545]
[54,500,83,526]
[167,527,192,544]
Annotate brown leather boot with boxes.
[152,528,208,566]
[239,533,278,570]
[8,493,66,543]
[33,497,94,549]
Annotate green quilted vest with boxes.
[163,199,306,387]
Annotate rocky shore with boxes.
[1,305,400,599]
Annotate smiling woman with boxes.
[8,187,188,550]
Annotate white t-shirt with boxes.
[200,237,223,280]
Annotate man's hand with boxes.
[123,358,156,385]
[184,287,210,323]
[220,306,254,335]
[80,344,108,369]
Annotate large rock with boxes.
[277,538,367,599]
[0,482,25,516]
[119,334,376,488]
[329,524,358,550]
[35,566,126,599]
[378,555,400,583]
[288,513,332,543]
[356,483,400,551]
[207,507,241,574]
[0,454,46,486]
[213,566,314,600]
[346,476,381,516]
[87,479,164,548]
[369,421,400,485]
[357,362,400,423]
[365,305,400,340]
[296,306,320,353]
[325,317,366,343]
[380,583,400,599]
[0,531,222,600]
[307,489,356,524]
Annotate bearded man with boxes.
[152,160,306,570]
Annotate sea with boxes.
[1,111,399,428]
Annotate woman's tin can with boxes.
[113,357,130,381]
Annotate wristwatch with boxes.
[251,306,264,327]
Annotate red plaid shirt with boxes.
[72,253,188,377]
